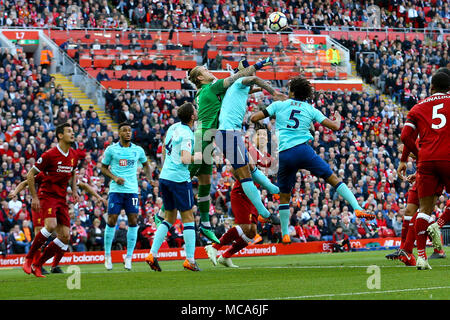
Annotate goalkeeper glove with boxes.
[254,57,273,70]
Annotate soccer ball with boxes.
[267,12,287,32]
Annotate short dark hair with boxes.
[118,122,131,130]
[55,122,71,140]
[177,102,195,124]
[436,67,450,77]
[431,71,450,93]
[289,76,313,101]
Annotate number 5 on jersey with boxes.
[432,103,447,129]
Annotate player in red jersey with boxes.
[10,171,106,273]
[401,71,450,270]
[204,177,259,268]
[22,123,79,277]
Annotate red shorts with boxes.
[417,161,450,199]
[230,185,258,225]
[407,181,444,206]
[32,208,44,228]
[39,195,71,228]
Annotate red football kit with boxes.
[403,93,450,199]
[230,179,258,225]
[33,145,78,227]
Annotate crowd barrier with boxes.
[0,237,401,268]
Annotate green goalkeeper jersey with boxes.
[195,79,227,132]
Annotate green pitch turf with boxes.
[0,249,449,300]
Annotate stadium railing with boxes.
[442,225,450,246]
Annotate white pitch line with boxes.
[259,286,450,300]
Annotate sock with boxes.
[251,167,280,194]
[241,179,270,218]
[235,225,253,242]
[437,207,450,228]
[403,213,417,253]
[156,204,165,220]
[36,238,68,267]
[183,222,196,263]
[150,221,171,256]
[223,237,248,258]
[52,249,65,268]
[26,227,51,260]
[279,204,290,237]
[335,182,363,211]
[198,184,211,225]
[400,215,412,249]
[212,226,240,250]
[415,213,431,259]
[126,225,139,258]
[32,248,43,265]
[104,224,116,257]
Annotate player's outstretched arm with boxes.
[223,57,273,89]
[142,161,153,181]
[320,112,341,131]
[250,110,268,123]
[8,180,29,199]
[241,76,288,101]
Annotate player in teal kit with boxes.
[101,122,153,271]
[251,76,375,244]
[213,61,286,224]
[145,102,201,272]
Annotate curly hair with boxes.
[288,75,314,101]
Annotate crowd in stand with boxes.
[338,33,450,109]
[0,0,449,32]
[1,1,450,257]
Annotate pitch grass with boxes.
[0,249,449,300]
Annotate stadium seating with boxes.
[1,0,449,253]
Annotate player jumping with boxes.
[250,76,375,244]
[101,122,153,271]
[213,60,286,224]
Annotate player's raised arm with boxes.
[241,76,288,101]
[223,57,273,89]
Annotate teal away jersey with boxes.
[266,99,326,152]
[218,78,250,130]
[101,142,148,194]
[160,122,194,183]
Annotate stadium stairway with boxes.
[52,73,118,131]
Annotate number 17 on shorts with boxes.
[107,192,140,215]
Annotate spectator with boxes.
[88,218,104,251]
[332,226,351,252]
[303,219,321,242]
[339,216,359,240]
[113,220,128,250]
[317,218,332,241]
[0,231,6,256]
[8,224,30,254]
[96,69,111,82]
[70,226,87,252]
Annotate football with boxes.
[267,11,288,32]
